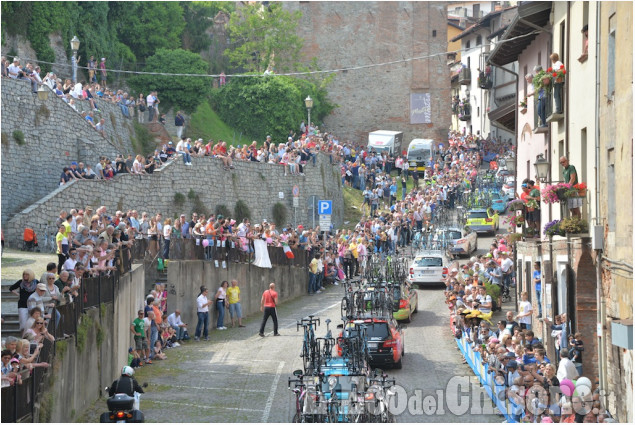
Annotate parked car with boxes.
[337,317,405,369]
[490,192,508,214]
[465,207,500,234]
[444,227,478,257]
[407,250,450,287]
[391,281,418,323]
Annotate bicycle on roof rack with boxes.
[297,315,322,374]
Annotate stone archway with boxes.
[574,250,598,380]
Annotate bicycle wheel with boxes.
[341,297,350,319]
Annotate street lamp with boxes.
[533,154,550,183]
[70,36,80,83]
[37,85,49,101]
[304,95,313,135]
[505,157,516,173]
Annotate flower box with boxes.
[520,107,527,114]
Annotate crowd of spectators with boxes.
[446,256,614,422]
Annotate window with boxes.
[476,35,482,46]
[523,65,528,96]
[580,128,587,185]
[432,30,437,38]
[608,14,616,96]
[414,257,443,267]
[473,4,480,18]
[538,51,542,68]
[560,21,566,62]
[467,40,471,49]
[607,147,615,230]
[477,107,480,117]
[468,211,489,219]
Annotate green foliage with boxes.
[187,188,197,200]
[215,204,231,218]
[131,122,155,156]
[12,130,25,145]
[225,2,303,73]
[272,202,288,227]
[189,100,251,146]
[108,2,185,60]
[76,314,95,353]
[35,104,50,126]
[96,322,105,348]
[128,49,210,113]
[559,216,589,234]
[484,281,501,300]
[181,2,234,53]
[211,75,334,142]
[174,192,186,207]
[234,200,251,223]
[55,339,68,360]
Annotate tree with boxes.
[224,2,303,73]
[108,2,185,60]
[210,75,335,142]
[128,49,211,113]
[181,1,235,53]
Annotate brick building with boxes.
[285,1,451,146]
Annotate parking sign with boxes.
[318,200,332,215]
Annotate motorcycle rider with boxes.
[108,366,145,397]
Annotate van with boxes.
[407,139,434,176]
[367,130,404,156]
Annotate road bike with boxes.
[297,316,321,374]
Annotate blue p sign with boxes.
[318,200,332,215]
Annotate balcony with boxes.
[533,91,553,133]
[459,67,471,85]
[478,72,493,89]
[458,104,471,121]
[546,80,565,123]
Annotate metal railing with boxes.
[1,245,131,422]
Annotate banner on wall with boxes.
[410,93,432,124]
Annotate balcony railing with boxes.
[478,72,493,89]
[546,80,565,123]
[459,67,471,85]
[458,104,471,121]
[533,90,553,133]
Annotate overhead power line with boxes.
[6,30,540,79]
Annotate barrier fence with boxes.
[1,246,131,423]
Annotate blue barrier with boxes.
[455,335,525,423]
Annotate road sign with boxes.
[319,214,331,228]
[318,200,332,215]
[292,185,300,197]
[293,197,299,208]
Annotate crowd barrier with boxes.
[1,246,132,422]
[455,334,524,423]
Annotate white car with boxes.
[445,227,478,257]
[407,251,450,287]
[501,177,515,201]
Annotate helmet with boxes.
[121,366,134,377]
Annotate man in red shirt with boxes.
[258,282,280,337]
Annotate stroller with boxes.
[23,227,39,252]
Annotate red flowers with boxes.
[547,67,553,72]
[560,64,565,69]
[553,73,557,77]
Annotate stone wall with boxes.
[285,1,452,145]
[166,260,308,331]
[43,264,145,423]
[0,77,136,227]
[4,153,343,243]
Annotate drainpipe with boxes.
[565,2,570,157]
[593,1,607,410]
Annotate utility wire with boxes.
[5,30,540,79]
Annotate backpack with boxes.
[138,104,146,112]
[157,258,164,272]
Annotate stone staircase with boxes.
[1,280,21,339]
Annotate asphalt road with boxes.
[122,257,504,423]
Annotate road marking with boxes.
[161,384,269,393]
[261,361,285,423]
[173,368,272,376]
[150,399,263,412]
[280,301,341,330]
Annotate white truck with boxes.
[367,130,404,156]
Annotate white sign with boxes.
[278,192,284,199]
[319,214,331,228]
[293,197,299,208]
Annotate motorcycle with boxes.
[99,383,148,423]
